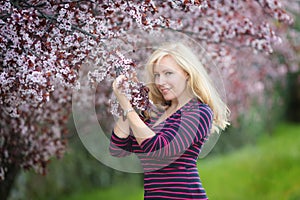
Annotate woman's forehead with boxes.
[153,55,181,71]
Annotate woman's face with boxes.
[153,55,189,102]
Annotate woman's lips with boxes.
[160,88,170,95]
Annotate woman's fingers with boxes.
[113,73,140,93]
[113,75,124,88]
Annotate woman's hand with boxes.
[113,74,156,144]
[112,75,132,110]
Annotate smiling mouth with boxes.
[160,88,170,95]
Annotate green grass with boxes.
[58,174,144,200]
[200,123,300,200]
[59,123,300,200]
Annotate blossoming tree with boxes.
[0,0,299,198]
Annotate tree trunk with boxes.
[286,72,300,122]
[0,164,19,200]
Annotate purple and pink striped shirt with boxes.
[110,98,213,199]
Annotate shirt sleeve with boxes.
[109,130,133,157]
[139,104,213,158]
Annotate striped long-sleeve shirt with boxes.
[110,98,213,200]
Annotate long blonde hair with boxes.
[145,42,230,133]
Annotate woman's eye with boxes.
[165,72,172,76]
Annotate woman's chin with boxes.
[163,95,176,102]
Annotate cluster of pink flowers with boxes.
[0,0,299,181]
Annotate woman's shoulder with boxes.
[182,98,212,112]
[180,98,213,125]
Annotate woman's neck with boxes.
[167,95,195,114]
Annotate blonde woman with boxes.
[110,42,230,199]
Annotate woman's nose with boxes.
[155,75,166,85]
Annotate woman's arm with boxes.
[126,111,156,145]
[109,118,133,157]
[114,117,130,138]
[112,75,156,145]
[139,105,213,158]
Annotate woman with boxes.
[110,42,230,199]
